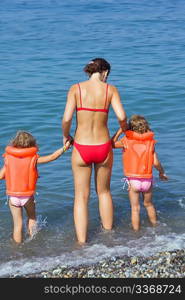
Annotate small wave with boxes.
[24,215,48,242]
[177,197,185,210]
[0,231,185,277]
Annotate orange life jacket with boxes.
[121,130,156,179]
[3,146,39,196]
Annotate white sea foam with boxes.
[178,197,185,209]
[0,231,185,277]
[23,215,48,242]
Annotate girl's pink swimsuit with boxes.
[9,196,32,207]
[128,177,153,192]
[74,83,111,164]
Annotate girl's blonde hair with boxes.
[10,131,37,148]
[128,115,151,134]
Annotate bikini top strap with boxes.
[104,83,109,109]
[77,83,82,108]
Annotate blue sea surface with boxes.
[0,0,185,277]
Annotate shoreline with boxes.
[14,249,185,278]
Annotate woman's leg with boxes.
[72,147,92,244]
[94,150,113,230]
[143,187,157,226]
[24,196,37,237]
[9,201,23,244]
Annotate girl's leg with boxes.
[94,150,113,230]
[24,196,36,237]
[9,201,23,244]
[128,187,140,231]
[72,147,92,244]
[143,188,157,226]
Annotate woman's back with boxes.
[75,80,111,144]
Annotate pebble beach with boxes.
[17,249,185,278]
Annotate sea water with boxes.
[0,0,185,277]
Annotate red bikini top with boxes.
[76,83,109,113]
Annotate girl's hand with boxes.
[64,140,71,151]
[159,173,168,181]
[116,127,123,135]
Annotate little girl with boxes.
[0,131,71,243]
[112,115,168,231]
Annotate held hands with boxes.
[63,135,73,145]
[63,141,71,152]
[63,135,74,152]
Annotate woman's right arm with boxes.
[110,85,127,131]
[62,84,76,145]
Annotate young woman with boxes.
[62,58,127,244]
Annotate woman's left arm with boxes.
[110,85,127,131]
[62,84,76,145]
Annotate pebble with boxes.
[52,268,61,276]
[131,257,137,264]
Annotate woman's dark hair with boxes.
[84,58,111,76]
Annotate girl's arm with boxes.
[0,166,5,179]
[111,128,124,148]
[110,85,127,132]
[112,127,123,142]
[37,142,70,164]
[62,84,76,145]
[153,152,168,180]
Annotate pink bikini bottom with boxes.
[128,177,152,192]
[9,196,33,207]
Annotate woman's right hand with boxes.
[63,135,73,148]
